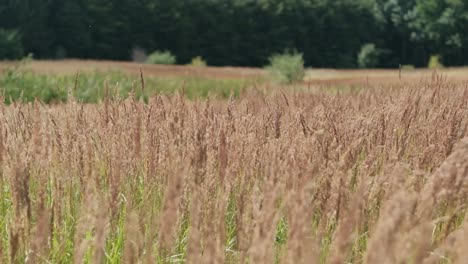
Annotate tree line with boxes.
[1,0,467,68]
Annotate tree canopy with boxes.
[1,0,467,68]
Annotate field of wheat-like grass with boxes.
[0,73,467,263]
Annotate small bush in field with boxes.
[265,51,305,84]
[146,50,176,65]
[190,56,207,67]
[428,55,444,69]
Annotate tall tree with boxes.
[11,0,54,58]
[51,0,92,58]
[373,0,427,67]
[412,0,468,65]
[83,0,132,59]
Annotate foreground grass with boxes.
[0,74,467,263]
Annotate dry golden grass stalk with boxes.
[0,76,466,263]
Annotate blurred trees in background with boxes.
[1,0,467,68]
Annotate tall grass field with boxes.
[0,62,467,263]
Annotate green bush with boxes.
[428,55,444,69]
[190,56,207,67]
[358,43,382,68]
[146,50,176,65]
[265,51,305,84]
[0,29,24,60]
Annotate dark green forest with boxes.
[1,0,467,68]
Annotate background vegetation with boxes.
[1,0,468,68]
[146,51,177,65]
[0,63,258,104]
[266,51,305,84]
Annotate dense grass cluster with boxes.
[0,73,467,263]
[0,65,255,104]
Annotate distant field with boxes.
[305,67,468,86]
[4,59,468,104]
[0,60,265,103]
[0,60,265,80]
[3,59,468,85]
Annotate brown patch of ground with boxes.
[304,68,468,86]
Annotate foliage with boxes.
[0,0,378,67]
[0,29,23,59]
[0,66,255,104]
[146,50,176,65]
[358,43,382,68]
[372,0,423,67]
[190,56,207,67]
[2,0,468,67]
[412,0,468,65]
[265,51,305,84]
[428,55,444,69]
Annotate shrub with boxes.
[146,50,176,65]
[358,43,382,68]
[265,51,305,84]
[428,55,444,69]
[0,28,24,60]
[190,56,207,67]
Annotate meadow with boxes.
[0,60,467,263]
[0,61,262,103]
